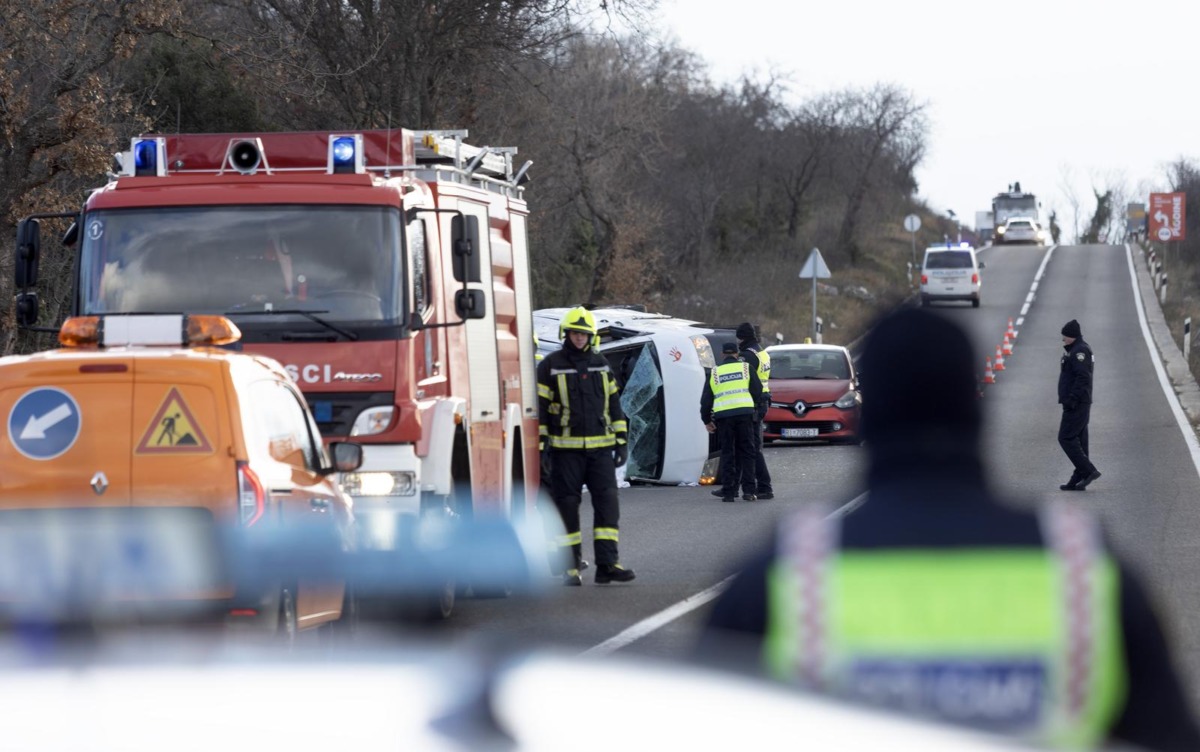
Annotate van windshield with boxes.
[924,251,974,270]
[79,206,403,324]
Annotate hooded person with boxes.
[733,322,774,499]
[701,340,762,501]
[699,307,1198,751]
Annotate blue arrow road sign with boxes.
[8,388,82,460]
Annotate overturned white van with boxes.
[533,307,735,485]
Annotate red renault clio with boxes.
[762,344,861,444]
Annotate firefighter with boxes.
[701,341,762,501]
[699,308,1200,750]
[736,322,774,499]
[537,307,636,586]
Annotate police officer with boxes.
[736,322,774,499]
[537,307,635,586]
[700,308,1198,750]
[1059,318,1100,491]
[701,341,762,501]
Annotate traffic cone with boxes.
[982,356,996,384]
[1006,317,1017,340]
[1002,332,1013,356]
[994,344,1005,371]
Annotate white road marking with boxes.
[581,492,868,656]
[1124,243,1200,476]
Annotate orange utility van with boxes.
[0,314,362,635]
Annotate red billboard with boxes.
[1149,192,1187,242]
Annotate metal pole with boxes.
[812,273,817,342]
[1161,273,1168,305]
[1185,317,1192,362]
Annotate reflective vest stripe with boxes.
[746,346,771,395]
[711,362,755,415]
[764,503,1125,748]
[594,527,619,542]
[548,435,617,449]
[537,383,554,400]
[556,372,572,430]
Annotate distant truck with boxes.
[992,183,1038,244]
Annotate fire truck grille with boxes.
[304,391,395,438]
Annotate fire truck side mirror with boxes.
[451,215,481,284]
[15,292,39,327]
[455,289,486,320]
[15,218,41,288]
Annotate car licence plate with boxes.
[782,427,819,438]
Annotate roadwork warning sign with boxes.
[136,387,213,454]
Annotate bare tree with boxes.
[0,0,180,354]
[831,84,927,266]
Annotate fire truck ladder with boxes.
[412,130,531,188]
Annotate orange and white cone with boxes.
[1006,317,1017,340]
[1002,332,1013,356]
[982,356,996,384]
[994,344,1006,371]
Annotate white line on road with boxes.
[1124,244,1200,476]
[581,491,868,656]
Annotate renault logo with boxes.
[791,400,808,418]
[90,471,109,495]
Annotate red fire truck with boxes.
[13,130,540,616]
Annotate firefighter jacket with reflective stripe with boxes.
[700,356,760,422]
[762,502,1125,749]
[537,346,627,451]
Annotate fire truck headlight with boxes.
[341,471,416,497]
[351,406,394,436]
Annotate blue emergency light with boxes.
[134,139,159,176]
[330,135,361,174]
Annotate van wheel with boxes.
[920,295,930,307]
[972,298,981,308]
[426,579,456,620]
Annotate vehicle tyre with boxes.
[972,298,981,308]
[920,295,930,307]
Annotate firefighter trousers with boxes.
[550,447,621,568]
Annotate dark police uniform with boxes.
[701,346,763,501]
[1059,324,1099,490]
[737,323,774,499]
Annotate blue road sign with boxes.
[7,387,82,460]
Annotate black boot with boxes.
[595,564,636,584]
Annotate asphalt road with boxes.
[437,242,1200,713]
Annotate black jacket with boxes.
[738,339,770,413]
[700,354,763,423]
[537,342,626,448]
[700,457,1200,751]
[1058,337,1094,408]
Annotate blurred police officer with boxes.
[736,322,774,499]
[537,307,635,586]
[700,308,1198,751]
[1059,318,1100,491]
[701,341,762,501]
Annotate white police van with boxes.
[920,244,984,308]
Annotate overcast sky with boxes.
[654,0,1198,239]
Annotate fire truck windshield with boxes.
[79,206,403,326]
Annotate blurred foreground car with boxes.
[763,344,861,443]
[0,314,362,636]
[995,217,1046,245]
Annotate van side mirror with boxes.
[15,219,40,288]
[328,442,363,474]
